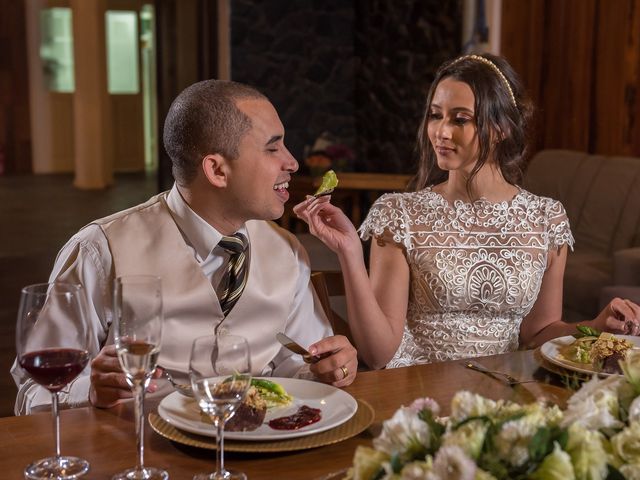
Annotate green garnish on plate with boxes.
[574,325,602,338]
[250,379,293,408]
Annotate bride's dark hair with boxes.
[408,53,534,193]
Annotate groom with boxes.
[12,80,358,414]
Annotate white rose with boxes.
[611,421,640,464]
[374,407,432,456]
[619,463,640,480]
[565,423,608,480]
[562,376,624,431]
[620,349,640,391]
[493,409,548,467]
[441,419,488,460]
[449,391,502,423]
[348,445,390,480]
[432,445,477,480]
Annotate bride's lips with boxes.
[435,145,455,155]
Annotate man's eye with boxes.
[266,148,278,153]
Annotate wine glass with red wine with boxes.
[16,282,91,479]
[189,335,252,480]
[112,275,168,480]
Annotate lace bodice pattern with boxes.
[359,187,574,368]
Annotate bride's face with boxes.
[426,77,481,175]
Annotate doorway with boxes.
[27,0,158,180]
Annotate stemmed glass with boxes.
[16,282,91,479]
[112,275,168,480]
[189,335,252,480]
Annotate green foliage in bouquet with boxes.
[347,350,640,480]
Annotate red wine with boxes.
[20,348,90,392]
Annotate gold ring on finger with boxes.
[340,366,349,379]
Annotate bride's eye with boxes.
[454,116,471,126]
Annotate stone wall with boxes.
[231,0,462,174]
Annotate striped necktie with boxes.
[218,232,249,317]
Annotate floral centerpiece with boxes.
[348,350,640,480]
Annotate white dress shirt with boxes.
[12,185,331,414]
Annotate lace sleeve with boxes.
[547,199,575,251]
[358,193,409,246]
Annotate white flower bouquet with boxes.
[347,350,640,480]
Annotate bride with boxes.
[294,53,640,370]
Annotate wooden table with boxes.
[0,350,571,479]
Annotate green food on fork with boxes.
[314,169,339,197]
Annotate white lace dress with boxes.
[359,187,574,368]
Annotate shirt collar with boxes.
[166,184,247,261]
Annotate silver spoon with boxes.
[158,366,193,397]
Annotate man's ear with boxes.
[202,154,228,187]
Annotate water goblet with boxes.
[112,275,168,480]
[189,335,252,480]
[16,282,91,479]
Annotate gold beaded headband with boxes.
[449,54,517,108]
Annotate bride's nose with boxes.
[435,122,452,141]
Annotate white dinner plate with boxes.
[540,335,640,376]
[157,377,358,441]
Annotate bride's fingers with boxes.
[292,196,315,215]
[624,299,640,319]
[611,297,636,321]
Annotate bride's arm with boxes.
[519,246,640,347]
[341,239,409,369]
[294,197,409,369]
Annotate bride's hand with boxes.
[593,298,640,335]
[293,196,361,255]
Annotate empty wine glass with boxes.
[16,282,91,479]
[189,335,252,480]
[113,275,168,480]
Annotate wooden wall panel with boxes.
[501,0,640,157]
[0,0,31,173]
[541,0,596,151]
[593,0,640,155]
[501,0,545,107]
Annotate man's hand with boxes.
[307,335,358,387]
[88,344,162,408]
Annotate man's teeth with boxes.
[274,181,289,190]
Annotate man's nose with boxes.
[284,148,299,172]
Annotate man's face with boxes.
[225,98,299,223]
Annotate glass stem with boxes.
[215,417,226,475]
[51,391,61,459]
[134,382,146,472]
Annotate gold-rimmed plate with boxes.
[540,335,640,377]
[149,399,374,452]
[158,378,359,440]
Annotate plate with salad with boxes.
[540,325,640,376]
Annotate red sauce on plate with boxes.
[268,405,322,430]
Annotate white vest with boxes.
[94,192,305,376]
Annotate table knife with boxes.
[276,332,330,364]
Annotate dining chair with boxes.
[310,271,351,342]
[311,271,374,372]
